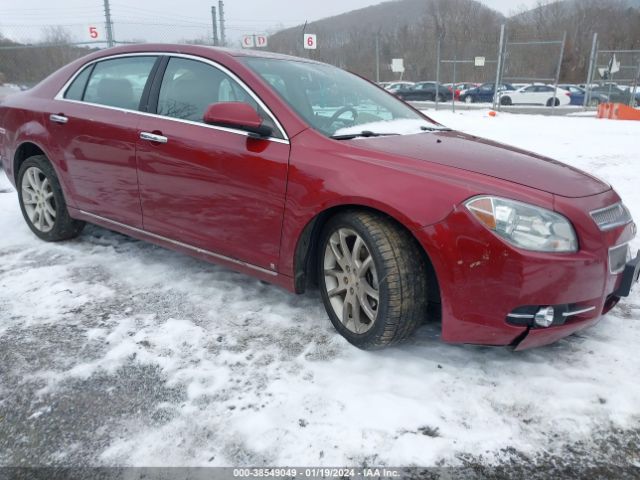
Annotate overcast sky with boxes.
[0,0,540,44]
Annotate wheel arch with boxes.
[291,204,441,315]
[13,141,48,183]
[12,140,74,207]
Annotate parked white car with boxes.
[498,84,571,107]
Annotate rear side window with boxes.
[156,57,280,137]
[64,66,92,101]
[83,56,157,110]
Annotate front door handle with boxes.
[49,114,68,124]
[140,131,168,144]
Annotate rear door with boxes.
[135,56,290,271]
[50,55,160,228]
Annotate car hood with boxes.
[351,130,610,198]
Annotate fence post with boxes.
[452,53,457,113]
[375,35,380,83]
[492,24,506,111]
[435,38,441,111]
[584,33,598,109]
[551,31,567,114]
[631,60,640,108]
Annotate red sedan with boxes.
[1,44,638,350]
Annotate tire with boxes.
[500,96,512,106]
[464,95,474,104]
[318,210,428,350]
[588,98,600,107]
[546,97,560,107]
[17,155,85,242]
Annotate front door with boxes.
[135,56,289,271]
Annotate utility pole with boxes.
[103,0,114,47]
[211,6,219,46]
[218,0,226,47]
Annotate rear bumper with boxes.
[414,190,636,349]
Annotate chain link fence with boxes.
[1,21,639,111]
[0,22,214,87]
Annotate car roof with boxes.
[83,43,322,65]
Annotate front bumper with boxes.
[414,189,637,350]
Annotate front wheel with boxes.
[464,95,474,104]
[500,96,512,106]
[18,155,85,241]
[318,211,428,349]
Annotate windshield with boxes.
[242,57,440,138]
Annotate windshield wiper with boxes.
[420,125,452,132]
[330,130,400,140]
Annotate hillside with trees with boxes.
[267,0,640,83]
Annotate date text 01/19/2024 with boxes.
[232,468,401,477]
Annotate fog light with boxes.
[534,306,555,327]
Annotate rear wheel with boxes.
[546,97,560,107]
[18,155,85,241]
[318,211,428,349]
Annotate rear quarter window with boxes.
[64,66,92,101]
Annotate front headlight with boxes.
[465,196,578,253]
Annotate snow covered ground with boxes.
[1,110,639,472]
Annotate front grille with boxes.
[590,203,632,231]
[609,243,630,274]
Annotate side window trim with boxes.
[54,52,289,142]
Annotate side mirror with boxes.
[203,102,273,138]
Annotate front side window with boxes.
[156,57,280,137]
[83,56,157,110]
[243,57,435,137]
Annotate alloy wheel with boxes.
[323,228,379,334]
[21,166,56,233]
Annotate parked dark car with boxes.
[394,82,453,102]
[459,83,515,103]
[558,85,608,106]
[1,44,638,351]
[589,85,639,107]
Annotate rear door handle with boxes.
[49,114,68,124]
[140,131,168,144]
